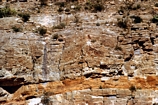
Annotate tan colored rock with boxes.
[0,87,9,102]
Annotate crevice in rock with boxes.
[100,64,109,69]
[117,70,124,75]
[80,47,85,76]
[150,37,155,45]
[2,85,22,94]
[84,72,102,78]
[85,61,90,68]
[58,38,64,42]
[143,48,153,51]
[25,96,36,100]
[35,56,41,59]
[138,41,144,47]
[84,72,93,78]
[105,95,117,98]
[131,27,138,31]
[42,43,48,79]
[0,78,25,86]
[58,42,66,79]
[124,54,133,62]
[0,101,7,104]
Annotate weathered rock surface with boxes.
[1,0,158,104]
[1,76,158,105]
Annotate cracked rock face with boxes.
[0,31,63,85]
[0,30,118,84]
[1,0,158,104]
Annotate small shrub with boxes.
[52,34,59,40]
[93,3,104,12]
[0,7,16,18]
[151,15,158,23]
[53,23,66,29]
[155,3,158,7]
[96,23,100,26]
[84,6,89,10]
[38,27,47,36]
[134,16,142,23]
[130,15,142,23]
[84,1,93,11]
[12,26,22,32]
[117,18,127,28]
[129,85,136,92]
[74,5,81,11]
[40,0,48,6]
[85,1,91,5]
[54,2,65,7]
[18,12,30,22]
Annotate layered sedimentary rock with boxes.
[1,0,158,105]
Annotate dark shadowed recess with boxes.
[0,77,24,94]
[1,85,22,94]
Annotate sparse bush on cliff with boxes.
[151,15,158,23]
[12,25,22,32]
[55,2,65,7]
[117,0,136,31]
[117,18,128,28]
[52,34,59,40]
[74,5,81,11]
[40,0,48,6]
[130,15,142,23]
[96,23,100,26]
[0,6,16,18]
[93,3,104,12]
[38,27,47,36]
[84,1,104,12]
[18,12,30,22]
[155,3,158,7]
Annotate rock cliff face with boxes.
[1,0,158,105]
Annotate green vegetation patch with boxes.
[18,12,30,22]
[0,7,16,18]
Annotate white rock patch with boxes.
[28,98,42,105]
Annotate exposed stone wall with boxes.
[0,0,158,104]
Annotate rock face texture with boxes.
[1,0,158,105]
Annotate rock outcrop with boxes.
[0,0,158,105]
